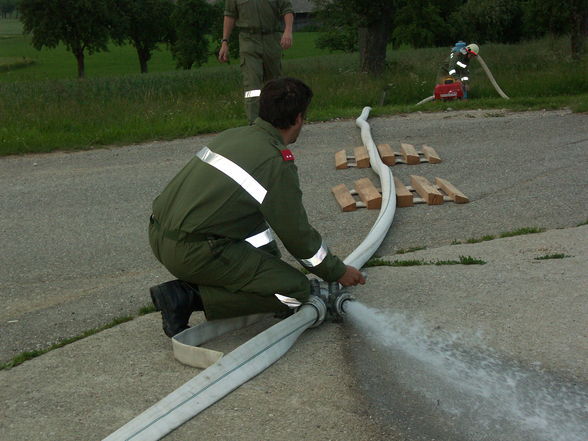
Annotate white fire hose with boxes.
[103,107,396,440]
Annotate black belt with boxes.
[150,215,221,243]
[240,28,278,35]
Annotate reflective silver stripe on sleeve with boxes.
[448,69,456,75]
[457,61,467,68]
[244,89,261,99]
[299,241,328,268]
[245,228,274,248]
[196,147,267,203]
[275,293,302,309]
[461,76,469,81]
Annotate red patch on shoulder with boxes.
[281,149,295,161]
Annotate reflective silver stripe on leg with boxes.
[461,76,469,81]
[197,147,267,203]
[448,69,456,75]
[275,293,302,309]
[299,241,328,267]
[457,61,467,68]
[244,89,261,99]
[245,228,274,248]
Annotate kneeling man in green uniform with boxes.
[148,77,365,337]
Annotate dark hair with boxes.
[258,77,313,129]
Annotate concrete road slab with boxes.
[1,109,587,440]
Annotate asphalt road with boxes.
[0,109,587,440]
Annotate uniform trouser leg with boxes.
[261,33,282,83]
[198,253,311,320]
[240,33,263,124]
[149,229,311,321]
[240,33,282,124]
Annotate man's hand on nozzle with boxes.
[338,265,366,287]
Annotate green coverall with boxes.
[439,50,472,88]
[224,0,293,123]
[148,118,346,320]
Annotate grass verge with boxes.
[1,32,587,155]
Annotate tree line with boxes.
[14,0,588,78]
[314,0,588,74]
[18,0,221,78]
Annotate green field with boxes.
[1,18,587,156]
[0,19,334,81]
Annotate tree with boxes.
[450,0,525,44]
[171,0,215,70]
[19,0,114,78]
[523,0,588,60]
[391,0,450,48]
[313,0,396,75]
[0,0,18,18]
[113,0,175,73]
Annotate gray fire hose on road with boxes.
[416,54,509,106]
[103,107,396,441]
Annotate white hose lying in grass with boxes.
[416,95,435,106]
[103,107,395,441]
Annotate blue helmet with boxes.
[451,41,467,53]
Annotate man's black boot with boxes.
[150,280,203,337]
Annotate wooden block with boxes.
[410,175,444,205]
[335,149,348,169]
[377,143,396,166]
[435,177,469,203]
[354,146,370,168]
[400,143,420,165]
[331,184,357,212]
[421,144,442,164]
[393,177,413,207]
[354,178,382,209]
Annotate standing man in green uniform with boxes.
[218,0,294,123]
[148,77,365,337]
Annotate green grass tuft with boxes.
[465,234,496,244]
[365,256,485,267]
[435,255,486,265]
[139,305,157,315]
[534,253,571,260]
[499,227,545,238]
[458,255,486,265]
[390,259,426,266]
[395,246,426,254]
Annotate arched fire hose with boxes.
[416,54,509,106]
[103,107,395,441]
[476,55,509,100]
